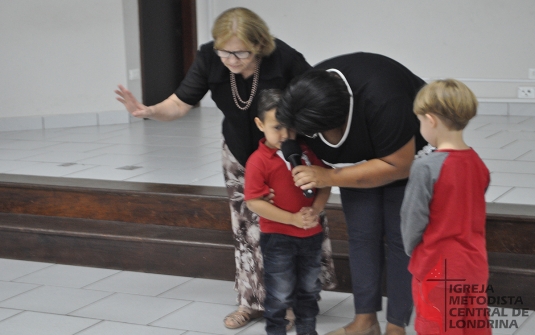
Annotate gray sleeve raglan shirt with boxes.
[400,152,449,256]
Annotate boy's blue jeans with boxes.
[260,232,323,335]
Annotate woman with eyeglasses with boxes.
[277,55,428,335]
[115,7,336,330]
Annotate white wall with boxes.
[197,0,535,101]
[0,0,132,121]
[122,0,142,105]
[1,0,534,128]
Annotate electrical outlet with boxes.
[518,86,535,98]
[128,69,141,81]
[529,68,535,80]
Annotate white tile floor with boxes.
[0,258,533,335]
[2,108,535,203]
[1,107,535,334]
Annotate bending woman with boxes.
[115,7,336,330]
[277,53,428,335]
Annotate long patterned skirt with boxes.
[222,140,337,311]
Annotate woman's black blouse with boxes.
[175,39,311,166]
[306,52,427,166]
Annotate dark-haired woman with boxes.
[115,7,336,330]
[277,53,428,335]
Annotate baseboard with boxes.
[0,110,132,132]
[1,101,534,133]
[478,101,535,116]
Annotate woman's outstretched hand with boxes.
[115,84,151,118]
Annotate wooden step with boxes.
[0,212,235,279]
[0,174,349,239]
[0,174,534,309]
[0,212,352,292]
[1,174,535,253]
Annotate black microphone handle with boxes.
[302,188,315,198]
[287,154,301,168]
[288,154,315,198]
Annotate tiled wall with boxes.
[0,110,135,132]
[479,102,535,116]
[0,103,534,132]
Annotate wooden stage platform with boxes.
[0,174,534,309]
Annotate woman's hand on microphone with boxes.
[292,165,331,189]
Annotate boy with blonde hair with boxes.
[401,79,491,334]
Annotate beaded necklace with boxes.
[230,58,261,110]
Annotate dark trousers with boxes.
[339,184,413,327]
[260,232,323,335]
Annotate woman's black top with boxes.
[175,39,311,166]
[305,53,427,170]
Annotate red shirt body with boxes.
[244,139,324,238]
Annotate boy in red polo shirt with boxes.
[244,89,331,335]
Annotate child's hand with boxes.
[290,211,306,229]
[262,188,275,204]
[299,207,319,230]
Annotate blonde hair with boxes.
[413,79,478,130]
[212,7,276,57]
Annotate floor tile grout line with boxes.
[514,150,535,161]
[3,262,56,282]
[0,283,45,305]
[499,139,520,150]
[147,300,197,328]
[513,309,535,335]
[319,294,354,316]
[79,269,125,290]
[155,277,197,298]
[71,319,106,335]
[0,309,25,324]
[66,292,118,316]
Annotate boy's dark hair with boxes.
[277,69,350,136]
[257,89,282,121]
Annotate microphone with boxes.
[281,139,315,198]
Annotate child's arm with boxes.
[300,187,331,229]
[311,187,331,215]
[298,146,332,227]
[246,198,307,228]
[400,159,435,256]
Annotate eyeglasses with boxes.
[214,49,252,59]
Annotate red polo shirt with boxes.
[244,139,324,237]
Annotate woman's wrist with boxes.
[142,105,154,119]
[312,208,324,216]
